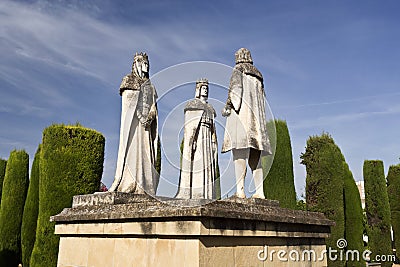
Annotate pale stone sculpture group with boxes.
[110,48,271,199]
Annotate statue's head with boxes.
[235,48,253,64]
[195,78,209,99]
[132,52,149,78]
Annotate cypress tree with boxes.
[300,133,345,267]
[30,124,105,267]
[21,146,41,267]
[262,120,296,209]
[387,164,400,259]
[0,150,29,267]
[363,160,392,267]
[343,162,365,266]
[0,158,7,208]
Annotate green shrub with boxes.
[30,124,105,267]
[387,164,400,259]
[21,146,41,267]
[0,150,29,267]
[300,133,345,267]
[343,162,365,266]
[262,120,296,209]
[0,158,7,208]
[363,160,392,267]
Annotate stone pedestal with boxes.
[51,193,333,267]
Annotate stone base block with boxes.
[52,193,333,267]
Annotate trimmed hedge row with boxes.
[301,133,345,267]
[0,150,29,267]
[21,146,41,267]
[387,164,400,259]
[263,120,296,209]
[30,125,105,267]
[343,162,365,266]
[363,160,392,267]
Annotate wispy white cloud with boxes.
[280,92,400,110]
[291,106,400,130]
[0,0,230,116]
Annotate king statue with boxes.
[110,52,159,195]
[175,79,219,199]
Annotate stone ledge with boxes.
[52,193,334,228]
[55,193,332,267]
[72,192,280,208]
[54,220,330,239]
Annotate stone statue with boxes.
[110,52,159,194]
[175,79,218,199]
[221,48,271,199]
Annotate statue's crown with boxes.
[235,48,253,64]
[134,52,148,62]
[196,78,209,86]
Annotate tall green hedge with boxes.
[30,125,105,267]
[343,162,365,266]
[300,133,345,267]
[262,120,296,209]
[387,164,400,259]
[21,146,41,267]
[0,150,29,267]
[363,160,392,267]
[0,158,7,208]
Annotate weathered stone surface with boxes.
[52,193,333,228]
[54,193,333,267]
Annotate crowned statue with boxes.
[175,79,219,199]
[221,48,271,199]
[110,52,159,194]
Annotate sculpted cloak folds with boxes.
[110,53,159,194]
[176,80,218,199]
[222,62,271,155]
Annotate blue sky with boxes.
[1,0,399,198]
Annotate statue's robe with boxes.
[176,99,218,199]
[222,63,272,154]
[109,73,159,194]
